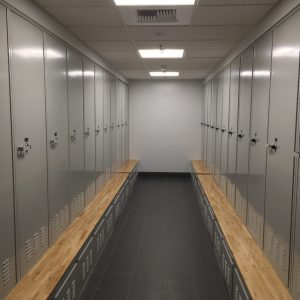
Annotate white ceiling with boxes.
[33,0,280,79]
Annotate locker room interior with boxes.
[1,0,300,299]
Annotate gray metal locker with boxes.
[247,33,273,248]
[53,263,80,300]
[94,219,106,257]
[121,83,127,164]
[233,268,250,300]
[221,240,234,298]
[44,34,70,244]
[220,67,230,195]
[110,75,118,173]
[9,12,48,278]
[67,49,85,222]
[227,57,240,208]
[206,81,212,169]
[201,90,206,162]
[104,71,111,181]
[207,206,215,242]
[105,204,114,237]
[291,156,300,299]
[213,222,223,267]
[0,5,16,298]
[116,80,123,169]
[236,48,253,223]
[215,72,223,184]
[265,10,300,284]
[95,67,105,193]
[114,193,122,221]
[83,60,96,205]
[210,77,218,175]
[78,237,94,289]
[125,84,129,161]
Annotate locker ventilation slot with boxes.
[33,232,39,254]
[297,267,300,294]
[89,249,93,268]
[25,239,32,262]
[236,190,247,220]
[227,181,235,206]
[71,280,76,299]
[266,232,287,272]
[40,226,46,248]
[81,261,86,281]
[2,259,10,286]
[66,287,71,300]
[234,285,240,300]
[248,206,263,243]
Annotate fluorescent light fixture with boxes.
[150,71,179,77]
[139,49,184,59]
[114,0,194,5]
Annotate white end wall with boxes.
[129,80,202,173]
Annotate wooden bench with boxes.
[191,160,292,300]
[6,160,139,300]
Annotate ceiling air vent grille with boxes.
[137,9,177,23]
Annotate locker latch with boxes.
[95,126,100,135]
[70,130,77,141]
[268,138,279,152]
[50,133,59,148]
[84,128,90,136]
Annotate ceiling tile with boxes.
[34,0,113,7]
[190,25,250,40]
[128,26,189,41]
[98,50,139,59]
[196,0,278,4]
[187,40,238,50]
[119,69,150,79]
[192,5,273,25]
[44,6,122,26]
[186,49,229,58]
[70,26,130,41]
[87,40,135,50]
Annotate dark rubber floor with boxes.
[79,174,229,300]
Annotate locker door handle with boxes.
[221,129,226,133]
[84,128,90,136]
[210,126,215,129]
[238,133,244,139]
[250,138,258,144]
[228,131,234,135]
[268,143,278,152]
[70,130,77,141]
[95,127,100,135]
[17,146,25,157]
[215,127,220,131]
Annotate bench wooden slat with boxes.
[192,161,291,300]
[6,160,137,300]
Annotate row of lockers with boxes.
[52,167,138,300]
[191,173,250,300]
[0,4,129,300]
[200,7,300,298]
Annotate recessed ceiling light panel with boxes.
[139,49,184,58]
[114,0,194,6]
[150,71,179,77]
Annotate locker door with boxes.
[110,75,118,173]
[116,80,122,169]
[44,34,69,244]
[67,49,85,222]
[95,67,104,193]
[264,11,300,284]
[202,88,207,164]
[125,84,129,161]
[0,5,16,298]
[247,34,273,248]
[215,73,223,184]
[227,57,240,207]
[9,12,48,278]
[236,48,253,223]
[201,90,205,161]
[206,81,212,169]
[83,60,96,205]
[104,72,111,181]
[121,84,126,163]
[220,66,230,195]
[292,157,300,298]
[210,78,217,175]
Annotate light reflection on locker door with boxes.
[0,4,16,298]
[227,57,240,208]
[67,49,85,221]
[83,60,96,205]
[9,12,48,278]
[264,10,300,284]
[110,75,118,174]
[247,33,273,248]
[210,78,217,175]
[44,34,70,244]
[116,80,123,169]
[236,48,253,223]
[95,67,105,193]
[206,81,212,172]
[125,84,129,161]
